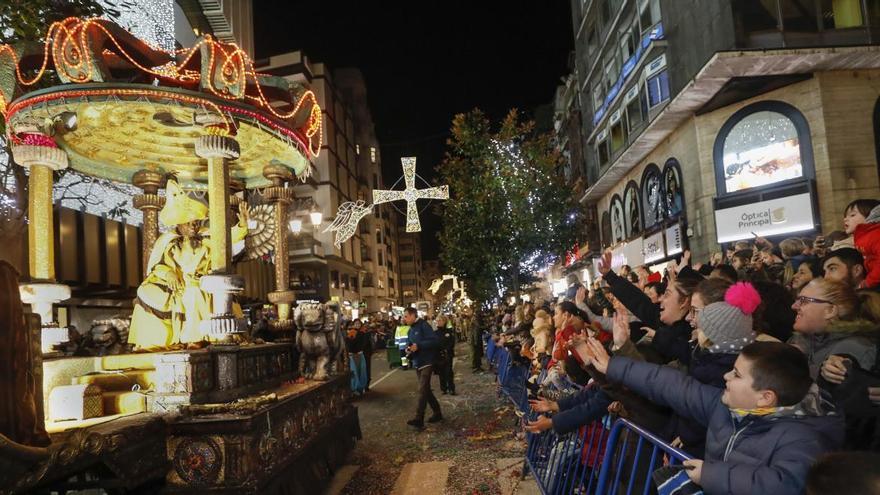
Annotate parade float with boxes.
[0,17,358,494]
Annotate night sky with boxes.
[255,1,573,259]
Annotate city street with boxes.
[329,342,536,495]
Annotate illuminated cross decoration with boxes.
[373,157,449,232]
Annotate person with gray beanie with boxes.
[667,280,761,458]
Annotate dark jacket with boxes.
[606,270,693,365]
[552,385,612,434]
[818,351,880,451]
[344,330,367,354]
[407,318,440,368]
[608,357,844,495]
[436,324,456,360]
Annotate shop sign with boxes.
[643,231,665,263]
[665,224,683,256]
[610,237,645,269]
[714,193,815,243]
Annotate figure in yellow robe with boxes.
[128,180,247,350]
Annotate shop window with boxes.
[610,120,627,153]
[610,194,625,244]
[601,211,612,248]
[624,181,641,237]
[646,70,669,109]
[663,159,684,218]
[640,163,664,228]
[713,101,813,196]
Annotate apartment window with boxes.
[370,147,377,163]
[639,0,661,33]
[378,250,384,266]
[626,93,644,132]
[597,139,610,167]
[356,144,360,155]
[646,70,670,109]
[610,120,627,154]
[373,173,379,188]
[592,84,604,112]
[586,25,598,56]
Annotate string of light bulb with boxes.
[0,17,322,156]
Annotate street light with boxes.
[289,218,303,234]
[309,209,323,226]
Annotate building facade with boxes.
[255,53,400,310]
[335,69,403,312]
[398,233,425,306]
[570,0,880,272]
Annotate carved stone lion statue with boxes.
[293,303,343,380]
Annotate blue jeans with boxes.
[349,353,367,392]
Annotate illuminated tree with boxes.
[437,109,578,304]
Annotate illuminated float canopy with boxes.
[1,17,322,189]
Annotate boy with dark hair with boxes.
[583,340,843,495]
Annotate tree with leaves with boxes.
[437,109,578,305]
[0,1,124,269]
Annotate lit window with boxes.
[370,147,377,163]
[646,70,669,109]
[356,144,360,155]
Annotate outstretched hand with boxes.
[674,250,691,274]
[529,397,559,414]
[612,311,630,348]
[597,251,612,275]
[585,337,610,374]
[524,415,553,433]
[576,286,587,306]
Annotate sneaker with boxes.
[406,419,425,429]
[427,414,444,423]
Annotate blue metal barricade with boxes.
[594,419,692,495]
[523,411,611,495]
[487,335,498,367]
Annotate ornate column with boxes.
[11,131,72,353]
[132,169,166,273]
[194,121,245,344]
[262,164,296,340]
